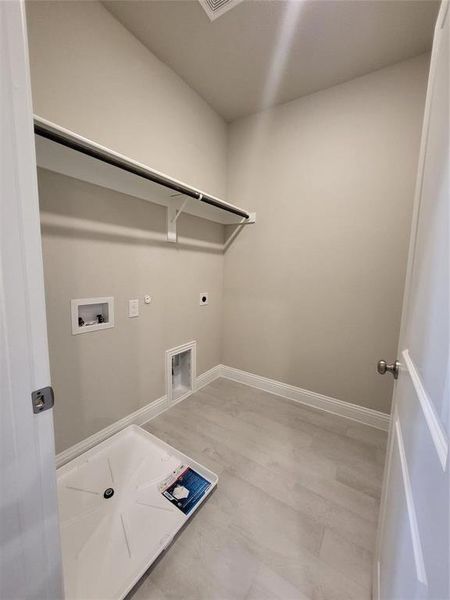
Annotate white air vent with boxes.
[198,0,245,21]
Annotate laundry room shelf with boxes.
[34,116,255,239]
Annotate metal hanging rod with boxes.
[34,120,251,220]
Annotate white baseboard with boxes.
[195,364,222,391]
[220,365,390,431]
[55,395,168,468]
[170,388,192,407]
[56,363,390,467]
[55,364,221,468]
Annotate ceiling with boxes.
[103,0,439,122]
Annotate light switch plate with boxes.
[128,298,139,318]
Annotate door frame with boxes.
[0,1,63,598]
[373,2,450,597]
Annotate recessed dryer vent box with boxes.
[166,341,196,405]
[71,297,114,335]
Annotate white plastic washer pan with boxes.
[57,424,218,599]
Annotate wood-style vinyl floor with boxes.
[128,378,387,600]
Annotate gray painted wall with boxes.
[223,55,429,414]
[39,169,224,452]
[27,0,228,452]
[26,0,227,198]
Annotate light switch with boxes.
[128,298,139,318]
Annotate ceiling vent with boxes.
[198,0,245,21]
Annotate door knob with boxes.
[377,359,400,379]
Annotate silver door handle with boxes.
[377,360,400,379]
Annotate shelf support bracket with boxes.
[167,206,177,243]
[167,196,192,243]
[172,197,190,223]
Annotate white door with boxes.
[375,3,449,599]
[0,1,63,599]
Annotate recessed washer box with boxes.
[57,425,217,600]
[71,296,114,335]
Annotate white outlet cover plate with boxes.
[57,425,218,600]
[128,298,139,317]
[199,293,208,305]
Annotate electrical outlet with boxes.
[144,295,152,304]
[199,293,208,306]
[128,298,139,318]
